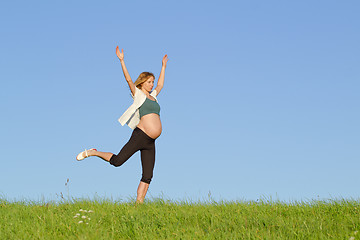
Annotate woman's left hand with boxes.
[162,54,168,67]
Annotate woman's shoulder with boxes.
[132,87,142,98]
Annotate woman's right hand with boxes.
[116,46,124,61]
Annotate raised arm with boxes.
[116,46,136,96]
[154,54,168,96]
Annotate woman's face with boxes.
[141,77,154,92]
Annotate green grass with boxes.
[1,198,359,239]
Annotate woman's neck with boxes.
[141,89,150,97]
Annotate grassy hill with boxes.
[1,198,359,239]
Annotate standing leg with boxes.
[136,141,156,203]
[136,182,149,203]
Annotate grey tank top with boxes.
[139,98,160,118]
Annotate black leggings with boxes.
[109,127,156,184]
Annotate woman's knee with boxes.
[109,154,127,167]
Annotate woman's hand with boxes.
[162,54,168,67]
[116,46,124,61]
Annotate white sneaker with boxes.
[76,148,97,161]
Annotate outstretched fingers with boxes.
[162,54,168,65]
[116,46,124,60]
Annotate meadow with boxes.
[1,197,359,239]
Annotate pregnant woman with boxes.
[76,46,168,203]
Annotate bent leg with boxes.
[110,132,140,167]
[89,150,114,162]
[79,149,113,162]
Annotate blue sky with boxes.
[1,0,359,202]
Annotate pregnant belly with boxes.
[137,114,162,139]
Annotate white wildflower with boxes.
[349,237,355,240]
[82,216,87,219]
[79,209,84,212]
[88,210,94,213]
[73,215,78,218]
[86,223,89,225]
[78,221,83,224]
[88,218,91,220]
[76,213,80,216]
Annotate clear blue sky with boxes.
[1,1,359,203]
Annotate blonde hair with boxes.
[134,72,155,89]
